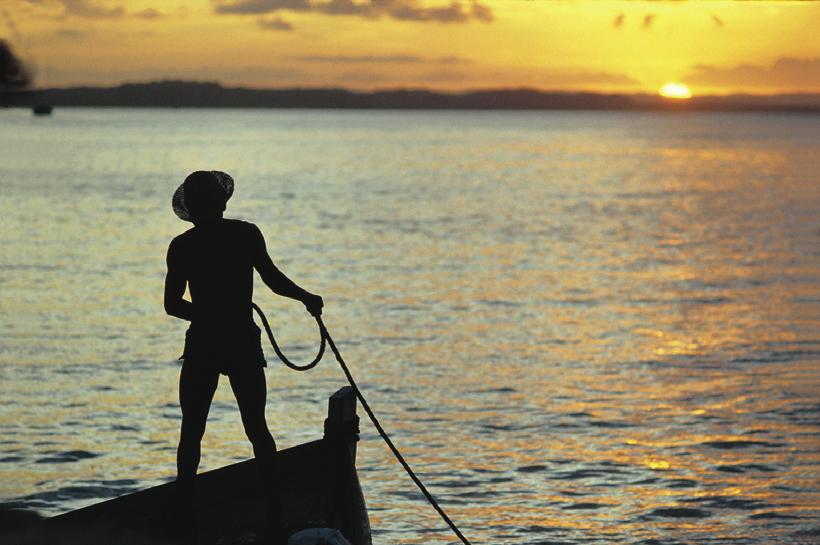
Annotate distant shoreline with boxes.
[6,105,819,114]
[4,80,820,112]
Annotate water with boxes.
[1,108,819,544]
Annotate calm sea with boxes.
[1,108,819,544]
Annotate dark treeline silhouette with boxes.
[7,80,820,112]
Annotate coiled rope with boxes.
[252,302,325,371]
[251,302,474,545]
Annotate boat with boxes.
[32,104,53,115]
[44,386,372,545]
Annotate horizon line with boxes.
[22,80,820,99]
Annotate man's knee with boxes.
[180,419,207,444]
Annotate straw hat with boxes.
[172,170,234,221]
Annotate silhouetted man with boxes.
[164,170,322,544]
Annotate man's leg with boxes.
[178,360,220,480]
[229,365,284,541]
[228,365,277,459]
[174,360,219,543]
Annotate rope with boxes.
[252,302,325,371]
[252,303,474,545]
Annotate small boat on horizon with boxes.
[6,386,371,545]
[32,104,53,115]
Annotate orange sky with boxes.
[4,0,820,95]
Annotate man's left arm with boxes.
[251,226,323,317]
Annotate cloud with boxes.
[18,0,125,18]
[134,8,163,19]
[470,1,491,23]
[55,28,87,38]
[335,70,390,83]
[295,54,425,63]
[686,57,820,90]
[334,67,472,87]
[327,66,639,90]
[257,15,293,30]
[315,0,374,16]
[642,13,655,29]
[545,70,640,86]
[438,55,469,65]
[213,0,493,24]
[388,1,469,23]
[613,13,624,28]
[61,0,125,18]
[216,0,310,14]
[419,68,468,83]
[290,54,470,64]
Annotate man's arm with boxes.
[164,239,194,321]
[252,226,323,316]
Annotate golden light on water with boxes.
[2,108,820,544]
[659,83,693,99]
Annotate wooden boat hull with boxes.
[46,387,371,545]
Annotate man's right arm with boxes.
[164,239,194,321]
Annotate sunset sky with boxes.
[4,0,820,95]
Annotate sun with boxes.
[659,82,693,99]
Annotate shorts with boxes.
[180,322,267,375]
